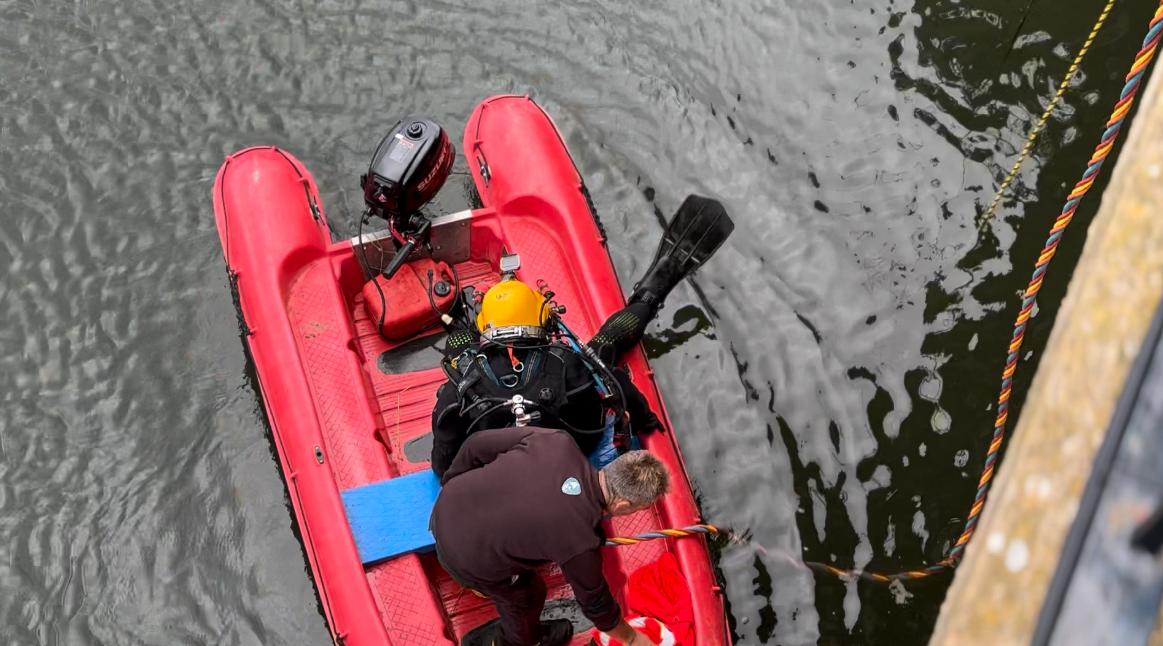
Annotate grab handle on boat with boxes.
[381,238,417,279]
[381,217,431,279]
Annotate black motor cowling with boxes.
[361,116,454,219]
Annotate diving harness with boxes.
[438,273,632,448]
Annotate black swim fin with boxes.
[630,194,734,313]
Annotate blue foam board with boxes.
[340,469,442,565]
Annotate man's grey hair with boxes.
[603,450,670,506]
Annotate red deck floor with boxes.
[286,253,669,644]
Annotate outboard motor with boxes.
[360,116,455,278]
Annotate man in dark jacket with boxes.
[430,426,668,646]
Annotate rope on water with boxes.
[945,1,1163,570]
[886,0,1162,582]
[982,0,1118,222]
[610,2,1163,585]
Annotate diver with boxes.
[430,195,734,477]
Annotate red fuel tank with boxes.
[361,258,457,340]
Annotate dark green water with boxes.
[2,0,1159,643]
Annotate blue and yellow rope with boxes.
[982,0,1119,222]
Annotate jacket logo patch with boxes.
[561,477,582,496]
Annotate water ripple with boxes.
[2,0,1158,643]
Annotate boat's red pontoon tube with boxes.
[212,95,729,645]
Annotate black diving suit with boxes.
[429,302,659,478]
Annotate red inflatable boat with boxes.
[212,95,729,645]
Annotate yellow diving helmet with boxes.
[476,278,549,341]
